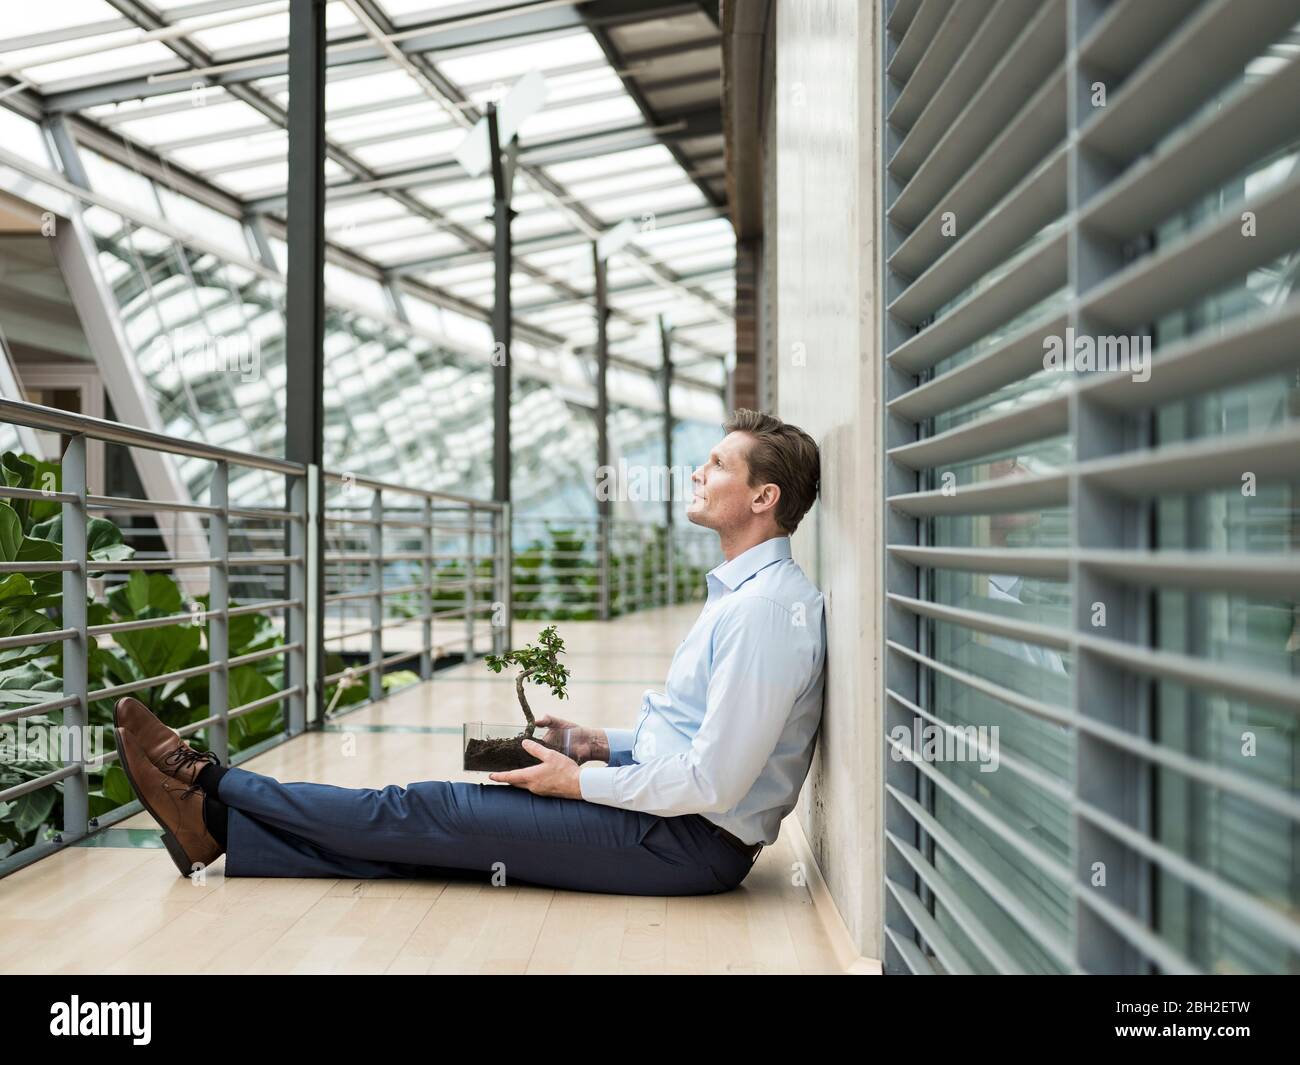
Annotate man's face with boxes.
[686,431,767,532]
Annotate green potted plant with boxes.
[464,625,571,771]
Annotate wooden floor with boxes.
[0,606,842,974]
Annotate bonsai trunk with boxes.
[516,667,537,738]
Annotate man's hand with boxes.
[489,740,584,799]
[534,714,610,764]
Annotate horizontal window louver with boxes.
[881,0,1300,975]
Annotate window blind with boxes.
[881,0,1300,975]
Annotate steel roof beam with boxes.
[38,1,707,112]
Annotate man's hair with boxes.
[723,409,820,534]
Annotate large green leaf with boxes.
[0,662,61,692]
[0,451,35,488]
[119,570,184,617]
[2,452,63,527]
[0,572,32,603]
[31,513,134,564]
[87,518,133,563]
[0,453,36,530]
[0,608,59,668]
[115,619,201,682]
[16,535,60,563]
[10,787,56,835]
[102,764,134,807]
[0,504,21,561]
[228,665,282,745]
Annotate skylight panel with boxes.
[109,97,272,146]
[189,9,290,55]
[437,32,604,86]
[351,126,467,170]
[213,161,289,195]
[7,38,181,88]
[0,0,120,39]
[543,143,675,184]
[365,231,463,263]
[521,94,642,141]
[325,66,425,111]
[592,185,706,224]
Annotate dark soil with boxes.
[464,734,540,771]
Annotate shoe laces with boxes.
[161,745,220,772]
[160,745,219,799]
[165,779,207,800]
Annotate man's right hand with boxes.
[534,715,610,764]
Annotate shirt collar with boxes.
[707,535,792,592]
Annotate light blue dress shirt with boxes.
[579,535,826,846]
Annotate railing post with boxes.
[286,468,310,733]
[619,521,629,616]
[638,525,647,613]
[597,513,610,621]
[419,495,433,680]
[369,487,384,703]
[494,503,512,654]
[208,460,229,763]
[61,434,88,843]
[464,504,476,660]
[665,524,676,607]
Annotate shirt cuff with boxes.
[579,765,621,805]
[605,728,636,757]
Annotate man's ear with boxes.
[751,483,781,516]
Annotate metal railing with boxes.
[512,514,719,620]
[320,473,510,713]
[0,397,508,877]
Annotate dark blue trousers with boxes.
[216,766,760,896]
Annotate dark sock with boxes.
[196,762,228,798]
[203,793,229,850]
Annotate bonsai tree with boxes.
[466,626,571,771]
[483,624,570,737]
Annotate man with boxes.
[114,409,826,897]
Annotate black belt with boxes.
[701,817,763,863]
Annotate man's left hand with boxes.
[489,739,583,799]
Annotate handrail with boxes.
[322,468,504,511]
[0,397,305,476]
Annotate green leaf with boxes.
[115,618,201,679]
[0,661,61,692]
[30,514,134,564]
[3,453,62,528]
[0,504,21,561]
[103,764,134,806]
[28,513,59,543]
[0,573,32,602]
[88,518,132,562]
[117,571,184,618]
[0,451,35,489]
[229,664,276,709]
[0,609,58,668]
[16,534,60,564]
[225,610,280,657]
[11,787,56,834]
[228,665,282,746]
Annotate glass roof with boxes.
[0,0,732,387]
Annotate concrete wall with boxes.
[770,0,883,960]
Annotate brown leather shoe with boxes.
[113,726,223,877]
[114,696,220,787]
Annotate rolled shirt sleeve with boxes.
[579,596,809,816]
